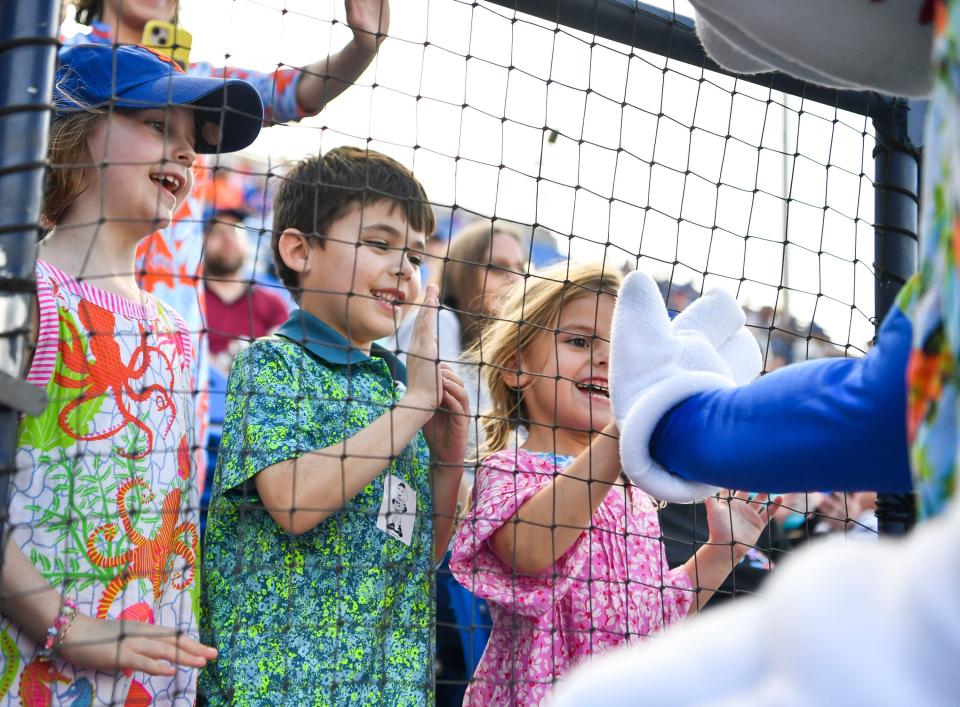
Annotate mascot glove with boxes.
[610,272,762,502]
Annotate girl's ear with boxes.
[278,228,312,274]
[504,353,532,391]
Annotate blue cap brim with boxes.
[111,75,264,154]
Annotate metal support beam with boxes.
[873,97,920,536]
[0,0,60,543]
[483,0,885,118]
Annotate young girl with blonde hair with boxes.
[449,262,775,706]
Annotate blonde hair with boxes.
[42,105,106,227]
[467,261,622,456]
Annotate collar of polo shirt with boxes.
[275,309,407,385]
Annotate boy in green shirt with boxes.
[200,147,469,706]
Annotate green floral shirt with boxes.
[200,314,433,706]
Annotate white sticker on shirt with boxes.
[376,473,415,545]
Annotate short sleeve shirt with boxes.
[200,311,434,706]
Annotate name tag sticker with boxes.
[376,473,415,545]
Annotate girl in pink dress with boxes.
[450,263,775,706]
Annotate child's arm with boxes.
[0,542,215,673]
[295,0,389,114]
[255,286,444,536]
[682,491,778,613]
[488,425,621,575]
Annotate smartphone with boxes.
[142,20,192,68]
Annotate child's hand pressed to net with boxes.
[60,615,217,676]
[705,490,781,558]
[422,362,470,469]
[403,283,444,413]
[345,0,391,52]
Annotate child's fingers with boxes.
[441,376,470,413]
[410,285,440,347]
[123,646,178,676]
[439,363,465,388]
[128,636,211,672]
[128,623,218,661]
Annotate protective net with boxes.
[2,0,894,704]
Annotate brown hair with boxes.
[439,220,525,351]
[468,261,621,456]
[42,108,106,227]
[271,146,436,301]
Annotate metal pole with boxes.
[0,0,60,547]
[872,97,920,536]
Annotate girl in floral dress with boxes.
[449,263,775,706]
[4,44,261,705]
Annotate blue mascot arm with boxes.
[651,307,913,492]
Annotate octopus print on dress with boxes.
[8,259,200,706]
[450,449,693,707]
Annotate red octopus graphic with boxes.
[55,300,178,459]
[85,478,198,619]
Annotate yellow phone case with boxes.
[142,20,192,67]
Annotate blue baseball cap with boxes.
[55,44,264,154]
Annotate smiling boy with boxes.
[200,147,469,706]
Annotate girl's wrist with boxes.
[37,598,79,661]
[699,542,746,570]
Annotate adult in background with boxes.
[432,221,526,707]
[203,208,289,376]
[64,0,389,487]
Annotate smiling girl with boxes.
[5,44,261,705]
[449,263,775,706]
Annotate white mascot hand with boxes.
[610,272,761,503]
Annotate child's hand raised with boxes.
[423,363,470,468]
[402,284,443,415]
[60,614,217,676]
[345,0,390,52]
[705,491,780,554]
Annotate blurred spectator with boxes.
[442,220,527,352]
[775,492,879,545]
[203,209,290,375]
[432,221,527,707]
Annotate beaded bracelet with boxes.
[37,598,79,661]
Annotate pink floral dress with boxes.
[450,449,693,706]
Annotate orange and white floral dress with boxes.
[5,259,199,706]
